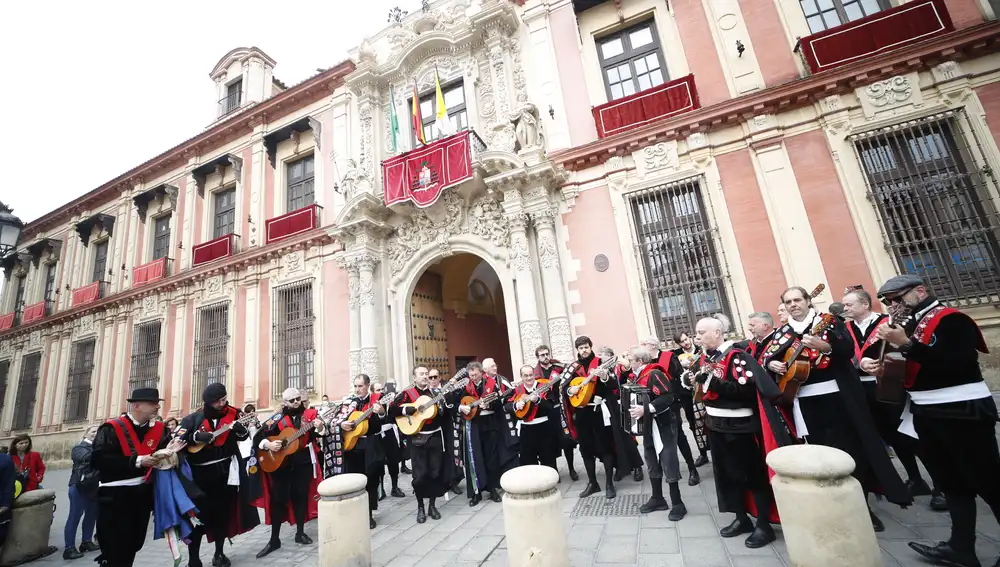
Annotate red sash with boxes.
[533,363,563,381]
[202,406,237,447]
[636,363,669,396]
[278,408,319,453]
[846,316,889,364]
[356,392,381,412]
[701,350,742,402]
[904,306,988,388]
[465,376,499,399]
[575,357,601,378]
[107,417,165,457]
[404,387,421,404]
[655,350,674,370]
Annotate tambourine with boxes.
[150,449,180,470]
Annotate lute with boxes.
[187,412,258,453]
[257,401,347,473]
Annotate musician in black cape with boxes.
[177,383,259,567]
[761,286,911,533]
[670,332,711,470]
[533,345,579,481]
[874,275,998,567]
[376,382,407,501]
[428,369,465,495]
[505,365,561,470]
[339,374,388,529]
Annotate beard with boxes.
[283,404,305,416]
[204,403,227,420]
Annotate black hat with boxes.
[127,388,163,403]
[876,274,925,298]
[203,382,227,404]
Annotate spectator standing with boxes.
[9,434,45,493]
[64,426,101,560]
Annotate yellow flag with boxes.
[433,69,452,138]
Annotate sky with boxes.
[0,0,424,225]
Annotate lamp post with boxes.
[0,202,24,257]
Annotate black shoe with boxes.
[187,559,203,567]
[490,490,502,503]
[930,492,948,511]
[693,453,709,467]
[63,548,84,560]
[370,517,377,529]
[688,469,700,486]
[870,511,885,533]
[569,469,579,482]
[633,468,644,482]
[613,470,629,482]
[428,505,441,520]
[720,518,755,538]
[605,483,617,500]
[908,542,982,567]
[391,487,406,498]
[212,553,231,567]
[668,501,687,521]
[417,504,427,523]
[745,525,776,549]
[294,533,313,545]
[579,483,601,498]
[907,478,932,497]
[639,497,669,514]
[401,464,412,474]
[470,494,482,507]
[79,542,100,552]
[452,484,464,495]
[256,542,280,559]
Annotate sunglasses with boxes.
[879,287,914,306]
[286,397,302,403]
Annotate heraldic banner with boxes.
[382,130,473,208]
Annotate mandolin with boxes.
[568,355,621,408]
[513,363,579,419]
[395,369,469,436]
[341,390,403,451]
[186,412,258,453]
[257,402,347,474]
[460,386,516,421]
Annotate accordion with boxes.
[621,382,651,436]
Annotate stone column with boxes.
[766,445,881,567]
[317,474,372,567]
[339,256,362,379]
[242,269,261,405]
[531,208,573,363]
[501,465,570,567]
[357,253,380,382]
[508,213,542,367]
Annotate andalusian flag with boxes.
[412,82,426,146]
[433,68,453,139]
[388,85,400,153]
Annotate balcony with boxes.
[0,313,13,332]
[798,0,954,74]
[382,129,487,208]
[266,204,321,245]
[21,301,46,324]
[133,257,170,287]
[192,233,238,268]
[72,281,107,308]
[592,74,700,139]
[218,91,242,118]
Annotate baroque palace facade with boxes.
[1,0,999,459]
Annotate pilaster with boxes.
[170,297,187,413]
[531,207,573,363]
[502,188,542,366]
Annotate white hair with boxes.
[697,315,728,334]
[641,335,660,346]
[630,345,654,364]
[483,358,497,370]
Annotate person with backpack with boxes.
[63,425,101,560]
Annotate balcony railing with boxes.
[382,129,486,208]
[0,313,13,332]
[592,74,700,139]
[798,0,954,74]
[72,281,108,308]
[21,301,46,324]
[266,204,322,245]
[218,91,242,118]
[192,234,238,268]
[133,257,171,287]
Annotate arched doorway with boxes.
[409,253,513,380]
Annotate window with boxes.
[65,340,96,422]
[411,81,468,144]
[152,215,171,260]
[43,263,57,315]
[597,21,668,101]
[92,241,108,284]
[12,276,25,323]
[130,321,162,390]
[800,0,889,34]
[286,156,315,212]
[213,189,236,239]
[272,280,315,396]
[12,353,40,430]
[628,178,735,339]
[220,80,242,117]
[853,110,1000,306]
[0,359,9,423]
[194,303,229,405]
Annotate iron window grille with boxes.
[272,280,315,397]
[213,189,237,239]
[193,303,230,406]
[0,359,9,424]
[152,215,172,260]
[287,155,316,212]
[851,109,1000,307]
[410,80,469,145]
[12,353,40,430]
[43,263,57,315]
[219,80,242,118]
[130,320,162,390]
[799,0,890,34]
[92,241,109,283]
[12,275,25,325]
[65,339,96,422]
[596,20,669,101]
[625,176,737,340]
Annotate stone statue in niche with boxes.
[511,103,543,153]
[340,159,359,200]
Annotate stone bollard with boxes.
[767,445,881,567]
[501,465,570,567]
[0,488,58,566]
[317,473,372,567]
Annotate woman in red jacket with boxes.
[10,434,45,493]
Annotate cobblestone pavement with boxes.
[29,409,1000,567]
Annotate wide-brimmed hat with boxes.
[127,387,163,403]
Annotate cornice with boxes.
[550,23,1000,171]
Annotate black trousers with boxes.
[269,459,313,538]
[410,432,448,499]
[480,427,506,491]
[708,428,770,515]
[189,460,237,551]
[519,420,559,469]
[914,413,1000,553]
[343,449,379,512]
[95,484,153,567]
[861,381,925,483]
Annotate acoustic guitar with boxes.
[777,313,837,400]
[395,369,469,436]
[186,412,258,453]
[513,363,579,419]
[875,304,911,404]
[257,402,347,474]
[568,355,620,408]
[460,386,516,421]
[341,390,403,451]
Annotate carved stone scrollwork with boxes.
[547,317,574,363]
[641,142,679,173]
[537,232,559,269]
[206,276,224,297]
[78,315,95,336]
[469,196,511,249]
[349,350,362,379]
[519,320,543,365]
[866,76,913,108]
[508,231,531,273]
[227,155,244,181]
[358,269,375,306]
[28,331,41,350]
[361,348,380,381]
[0,341,11,358]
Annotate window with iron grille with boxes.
[65,339,96,422]
[597,20,668,101]
[43,263,56,315]
[852,110,1000,307]
[12,276,25,324]
[626,177,736,340]
[287,155,315,212]
[193,303,229,405]
[12,353,40,430]
[213,189,237,239]
[0,359,9,424]
[153,215,171,260]
[410,81,468,144]
[130,320,162,390]
[799,0,890,34]
[92,241,108,283]
[272,280,315,396]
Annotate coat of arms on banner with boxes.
[412,161,439,194]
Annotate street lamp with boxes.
[0,202,25,256]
